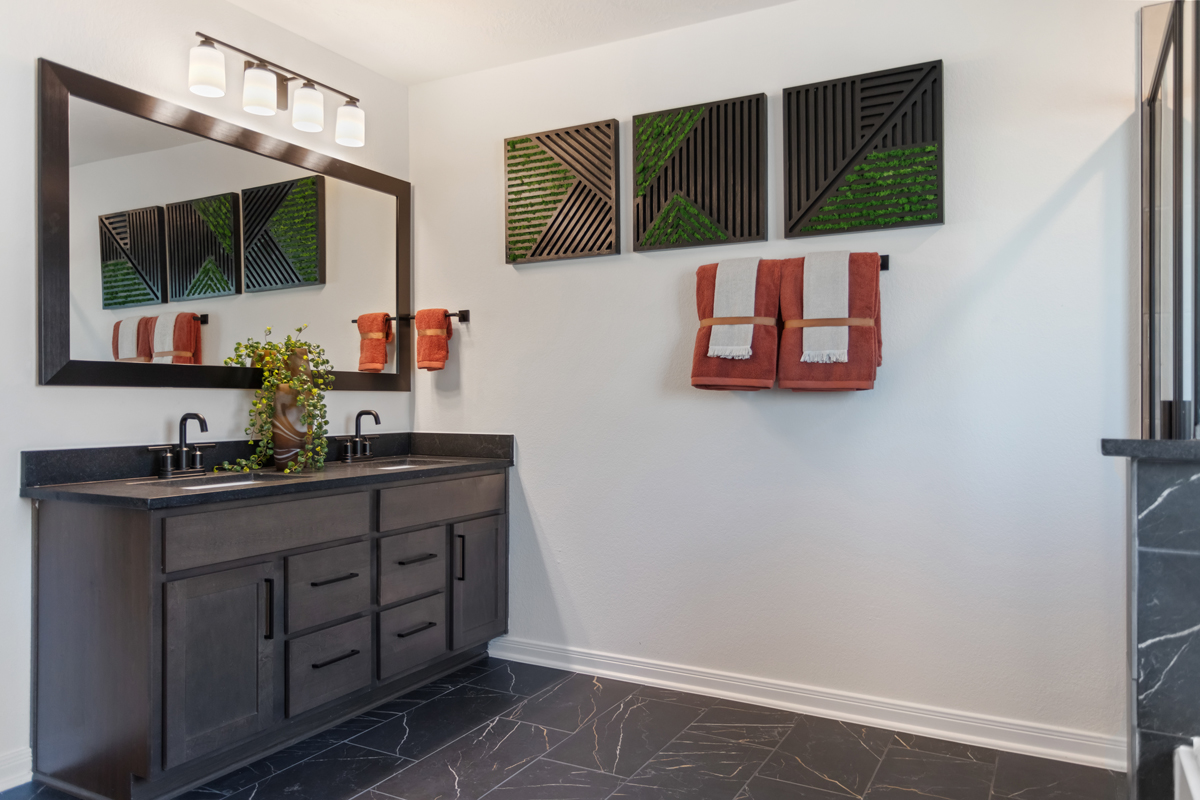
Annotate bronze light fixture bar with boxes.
[195,32,360,107]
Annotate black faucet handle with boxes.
[149,445,176,478]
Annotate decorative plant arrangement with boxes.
[221,325,334,473]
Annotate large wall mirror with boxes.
[38,60,412,390]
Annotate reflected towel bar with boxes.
[351,310,470,324]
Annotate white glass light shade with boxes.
[292,83,324,132]
[335,102,365,147]
[188,42,226,98]
[242,65,277,116]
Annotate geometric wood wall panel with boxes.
[505,120,619,265]
[98,206,166,309]
[784,60,944,238]
[242,176,326,292]
[165,192,242,301]
[632,94,766,252]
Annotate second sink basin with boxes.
[127,472,302,489]
[371,457,459,471]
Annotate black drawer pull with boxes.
[396,622,437,638]
[312,649,360,669]
[311,572,359,587]
[397,553,438,566]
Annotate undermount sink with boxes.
[372,457,458,471]
[126,472,301,488]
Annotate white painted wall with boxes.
[0,0,412,787]
[409,0,1138,766]
[70,135,398,372]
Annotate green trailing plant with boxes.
[220,325,334,473]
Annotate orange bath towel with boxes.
[416,309,452,371]
[690,260,782,391]
[778,253,881,391]
[358,313,395,372]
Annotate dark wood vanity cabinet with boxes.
[33,469,508,800]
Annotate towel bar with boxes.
[351,310,470,324]
[880,255,889,271]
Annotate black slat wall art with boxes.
[632,94,767,252]
[164,192,243,301]
[785,60,944,238]
[99,206,167,309]
[505,120,619,265]
[243,176,326,292]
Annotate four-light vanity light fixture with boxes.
[188,33,365,147]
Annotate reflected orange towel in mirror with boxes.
[358,312,394,372]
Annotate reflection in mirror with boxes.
[68,96,398,374]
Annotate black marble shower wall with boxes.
[1134,459,1200,800]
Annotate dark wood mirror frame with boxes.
[37,59,412,391]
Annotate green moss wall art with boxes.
[165,192,242,301]
[99,206,167,309]
[243,176,326,291]
[505,120,619,265]
[632,94,766,252]
[784,60,944,238]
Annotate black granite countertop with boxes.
[1102,438,1200,460]
[19,432,514,510]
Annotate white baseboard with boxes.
[0,746,32,792]
[488,637,1127,771]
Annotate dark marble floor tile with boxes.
[488,758,623,799]
[177,787,258,800]
[350,684,524,759]
[549,696,704,777]
[691,723,794,748]
[0,784,77,800]
[612,730,772,800]
[381,688,446,708]
[186,728,346,796]
[369,717,567,800]
[992,752,1125,800]
[425,658,512,689]
[737,776,852,800]
[695,701,799,727]
[633,685,722,708]
[506,673,642,732]
[886,732,998,764]
[758,716,894,798]
[234,743,409,800]
[864,749,993,800]
[470,662,573,697]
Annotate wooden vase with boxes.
[272,348,312,471]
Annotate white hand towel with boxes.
[114,318,144,362]
[152,313,183,363]
[801,251,850,363]
[708,257,761,359]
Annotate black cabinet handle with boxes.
[310,572,359,587]
[397,553,438,566]
[264,578,274,640]
[396,621,437,638]
[312,649,360,670]
[456,534,466,581]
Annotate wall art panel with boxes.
[632,94,766,252]
[505,120,619,265]
[165,192,242,301]
[243,176,325,292]
[98,206,166,309]
[784,60,944,238]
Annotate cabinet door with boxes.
[164,562,276,769]
[451,515,508,650]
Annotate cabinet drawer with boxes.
[379,593,447,680]
[379,474,505,532]
[379,527,446,606]
[287,542,370,633]
[164,493,370,572]
[287,617,371,717]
